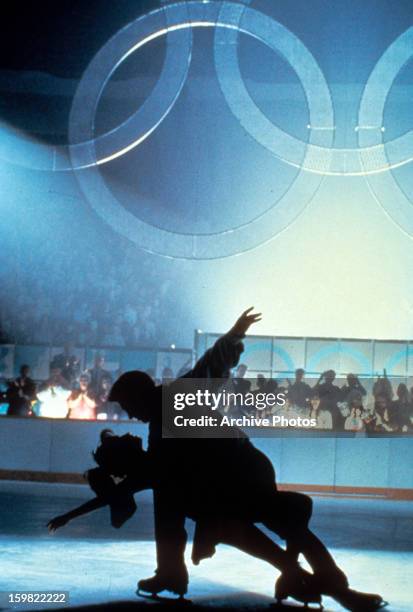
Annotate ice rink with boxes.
[0,482,412,611]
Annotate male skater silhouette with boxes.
[108,309,385,609]
[108,308,260,596]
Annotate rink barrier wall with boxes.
[0,418,412,499]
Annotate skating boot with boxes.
[311,569,386,611]
[137,569,189,602]
[275,566,323,608]
[330,588,387,611]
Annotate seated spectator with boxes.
[314,370,343,430]
[372,394,395,432]
[344,393,364,416]
[87,354,112,398]
[67,374,96,420]
[94,375,112,419]
[340,374,367,404]
[372,370,393,401]
[308,393,333,430]
[274,395,299,420]
[254,373,267,392]
[287,368,312,408]
[6,365,36,417]
[246,374,267,416]
[37,365,71,418]
[344,400,365,432]
[40,365,70,391]
[231,363,251,397]
[390,383,412,432]
[94,375,126,420]
[51,343,80,387]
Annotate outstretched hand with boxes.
[47,515,69,533]
[229,307,262,337]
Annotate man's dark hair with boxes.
[108,370,155,405]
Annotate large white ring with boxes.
[2,3,413,176]
[358,27,413,236]
[0,1,193,171]
[70,1,333,258]
[213,2,413,176]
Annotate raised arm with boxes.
[314,372,325,387]
[184,307,262,380]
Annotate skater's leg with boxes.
[262,492,347,582]
[285,539,300,565]
[219,520,294,572]
[274,500,384,609]
[138,487,188,596]
[219,520,321,605]
[154,488,187,574]
[292,526,343,575]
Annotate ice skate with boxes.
[137,572,191,603]
[330,588,387,611]
[275,568,323,609]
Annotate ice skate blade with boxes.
[272,598,324,610]
[136,589,192,604]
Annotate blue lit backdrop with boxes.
[0,0,413,347]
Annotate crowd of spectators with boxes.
[0,244,175,348]
[226,366,413,433]
[0,349,185,420]
[2,350,413,432]
[1,353,126,420]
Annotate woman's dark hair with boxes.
[92,429,143,476]
[100,428,115,442]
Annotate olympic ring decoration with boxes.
[358,26,413,237]
[1,1,413,252]
[1,2,413,178]
[68,0,333,258]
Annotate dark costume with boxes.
[313,381,343,430]
[129,332,319,583]
[51,353,80,387]
[339,380,367,404]
[62,441,313,569]
[106,331,359,605]
[88,365,112,397]
[288,380,312,408]
[145,332,249,580]
[48,430,385,611]
[6,375,36,416]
